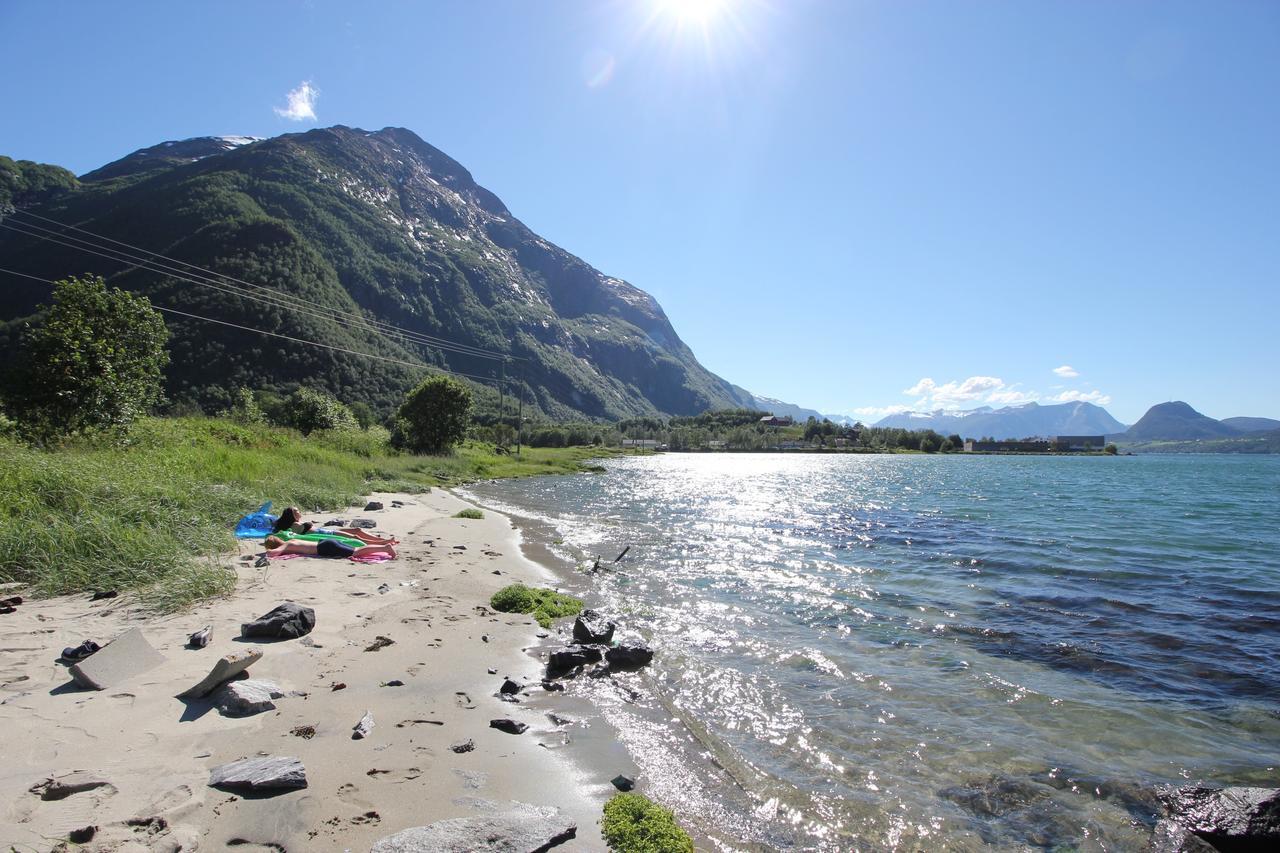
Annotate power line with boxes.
[1,209,521,363]
[0,266,516,388]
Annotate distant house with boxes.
[621,439,662,449]
[760,415,794,427]
[964,439,1052,453]
[1050,435,1106,451]
[706,440,727,449]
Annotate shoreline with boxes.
[0,488,615,850]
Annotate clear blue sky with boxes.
[2,0,1277,423]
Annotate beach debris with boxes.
[370,805,576,852]
[350,518,378,529]
[60,639,102,663]
[353,710,376,739]
[214,679,287,717]
[69,628,166,691]
[0,605,14,614]
[499,678,521,695]
[1155,785,1280,850]
[240,601,315,639]
[208,756,307,792]
[30,771,115,801]
[382,679,405,687]
[450,739,476,754]
[611,774,635,792]
[291,724,317,739]
[546,646,603,675]
[68,826,97,843]
[547,713,574,727]
[364,501,384,511]
[365,635,395,652]
[613,545,631,563]
[378,583,391,594]
[487,667,498,675]
[254,555,269,567]
[188,625,212,648]
[1,595,21,606]
[606,643,654,669]
[90,589,118,601]
[453,544,467,550]
[331,682,347,691]
[482,634,490,643]
[177,647,263,698]
[391,500,405,508]
[572,610,616,645]
[395,719,445,727]
[489,718,528,735]
[498,693,520,704]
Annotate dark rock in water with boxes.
[350,518,378,529]
[939,774,1055,818]
[611,774,635,792]
[370,805,576,852]
[450,739,475,754]
[541,680,565,692]
[1156,785,1280,850]
[605,643,654,668]
[547,646,602,674]
[1030,767,1162,821]
[364,501,384,511]
[499,678,521,695]
[240,601,315,640]
[489,718,528,735]
[208,756,307,791]
[572,610,615,645]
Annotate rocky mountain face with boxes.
[1220,416,1280,435]
[873,401,1127,439]
[1122,402,1252,441]
[0,126,755,419]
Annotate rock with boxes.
[605,643,654,668]
[391,500,405,508]
[31,771,114,801]
[90,590,118,601]
[364,501,384,511]
[498,693,520,704]
[353,710,376,739]
[487,667,499,675]
[546,646,602,674]
[541,680,565,692]
[350,518,378,529]
[177,647,263,698]
[324,518,348,527]
[450,739,476,754]
[68,826,97,843]
[240,601,315,640]
[1157,785,1280,849]
[214,679,286,716]
[547,713,574,727]
[370,805,576,852]
[331,681,347,691]
[500,678,521,695]
[572,610,615,645]
[383,679,405,687]
[482,634,490,643]
[208,756,307,791]
[611,774,635,792]
[187,625,212,648]
[940,774,1054,818]
[489,718,528,735]
[69,627,166,690]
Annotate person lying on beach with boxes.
[272,506,398,544]
[263,535,397,561]
[273,528,398,547]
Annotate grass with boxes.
[601,793,694,853]
[0,417,615,610]
[452,508,484,519]
[489,583,584,629]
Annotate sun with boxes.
[654,0,731,28]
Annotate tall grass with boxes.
[0,417,614,609]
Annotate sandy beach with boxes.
[0,488,619,851]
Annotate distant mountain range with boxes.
[1118,402,1280,447]
[872,401,1127,438]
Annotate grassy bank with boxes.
[0,417,614,609]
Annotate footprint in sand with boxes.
[108,692,135,707]
[365,767,422,783]
[454,691,475,710]
[336,782,374,810]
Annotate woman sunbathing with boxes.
[272,506,398,544]
[263,535,397,561]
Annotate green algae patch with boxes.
[601,793,694,853]
[453,508,484,519]
[489,583,583,629]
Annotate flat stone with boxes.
[208,756,307,791]
[68,628,166,690]
[177,648,263,699]
[350,518,378,529]
[489,719,528,735]
[241,601,315,640]
[31,771,114,801]
[353,710,376,739]
[214,679,285,716]
[370,805,576,852]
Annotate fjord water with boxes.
[464,454,1280,850]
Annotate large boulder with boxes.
[1154,786,1280,851]
[370,804,576,852]
[546,646,602,674]
[240,601,315,640]
[214,679,286,716]
[208,756,306,791]
[605,643,654,669]
[571,610,615,645]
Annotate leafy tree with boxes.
[223,387,267,425]
[349,401,377,430]
[948,433,963,448]
[1104,443,1119,455]
[288,386,359,434]
[12,274,168,441]
[393,373,473,453]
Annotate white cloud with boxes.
[274,80,319,121]
[1050,389,1112,405]
[1053,365,1080,378]
[852,404,911,418]
[902,376,1004,407]
[986,386,1039,406]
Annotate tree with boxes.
[12,274,168,441]
[393,374,473,453]
[1104,443,1119,455]
[288,387,358,434]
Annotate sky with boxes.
[1,0,1277,424]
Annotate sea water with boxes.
[462,453,1280,850]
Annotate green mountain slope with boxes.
[1121,401,1239,442]
[0,127,755,420]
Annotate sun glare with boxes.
[655,0,730,28]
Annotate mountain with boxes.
[747,394,825,423]
[0,126,757,420]
[872,401,1127,439]
[1221,416,1280,435]
[1120,401,1240,442]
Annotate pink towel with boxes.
[268,553,302,560]
[350,553,394,563]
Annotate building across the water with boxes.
[963,435,1106,453]
[1049,435,1107,451]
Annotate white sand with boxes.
[0,489,614,851]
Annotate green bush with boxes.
[453,508,484,519]
[601,793,694,853]
[393,374,473,454]
[489,583,583,629]
[288,387,359,434]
